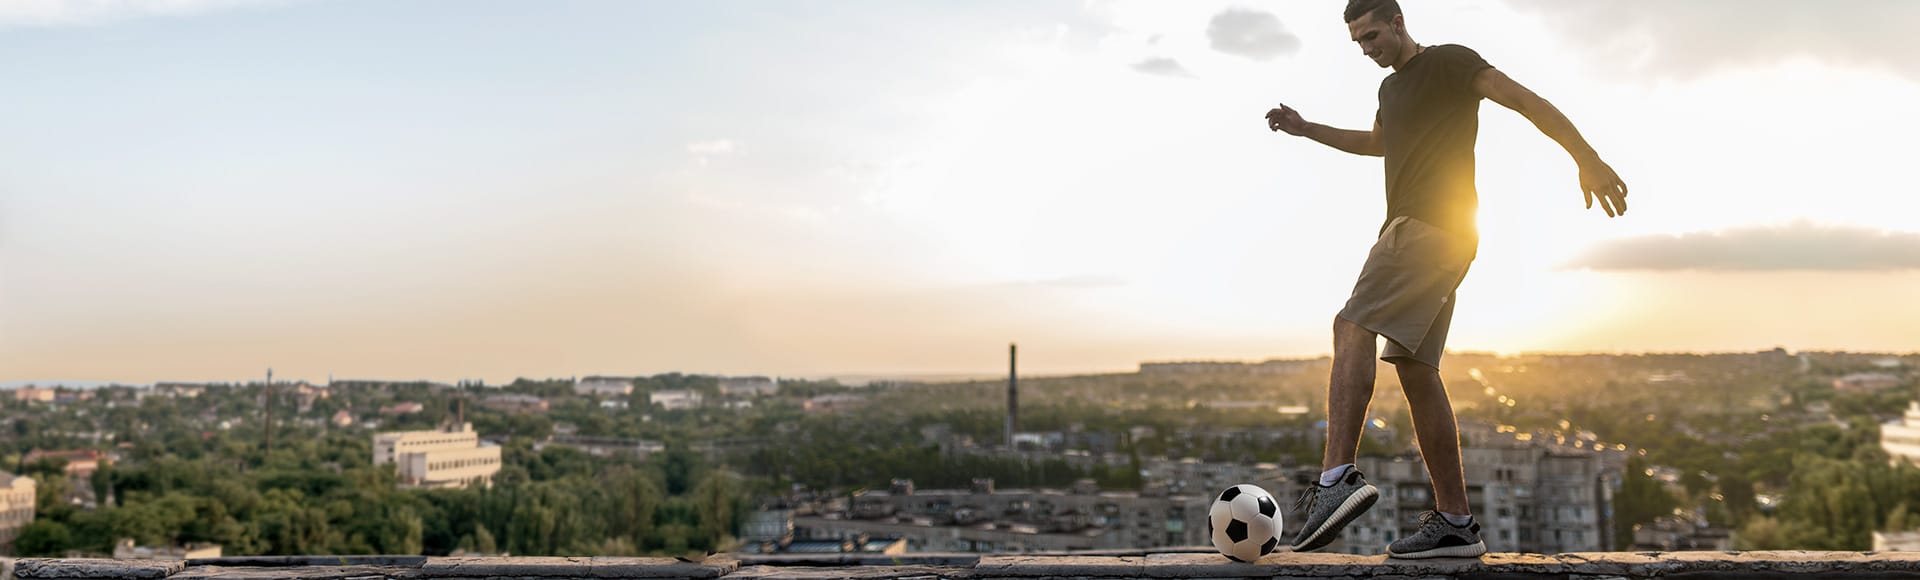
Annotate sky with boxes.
[3,0,1918,385]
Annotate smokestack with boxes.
[264,368,275,455]
[1006,343,1017,449]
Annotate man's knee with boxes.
[1333,316,1374,343]
[1393,360,1441,381]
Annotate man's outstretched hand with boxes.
[1579,159,1629,217]
[1266,105,1307,136]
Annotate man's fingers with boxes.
[1598,191,1617,217]
[1584,189,1593,209]
[1612,192,1628,215]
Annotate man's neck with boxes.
[1391,40,1424,71]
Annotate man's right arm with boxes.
[1300,119,1384,157]
[1266,105,1383,157]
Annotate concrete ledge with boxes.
[730,555,980,567]
[185,559,426,569]
[16,560,186,580]
[172,564,424,580]
[19,551,1920,580]
[418,557,736,579]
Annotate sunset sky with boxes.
[4,0,1918,385]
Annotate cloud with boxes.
[1504,0,1920,82]
[1206,8,1300,61]
[1566,222,1920,271]
[1130,57,1195,78]
[0,0,290,27]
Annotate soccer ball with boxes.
[1209,483,1281,562]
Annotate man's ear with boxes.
[1392,14,1405,35]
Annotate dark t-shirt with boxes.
[1376,44,1492,243]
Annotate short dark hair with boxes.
[1344,0,1402,24]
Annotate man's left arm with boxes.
[1473,68,1630,217]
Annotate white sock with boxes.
[1440,511,1473,526]
[1318,463,1354,487]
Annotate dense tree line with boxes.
[11,433,745,557]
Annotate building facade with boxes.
[1883,402,1920,466]
[574,376,635,397]
[1343,444,1621,555]
[372,423,502,489]
[720,376,780,397]
[0,473,37,555]
[650,389,703,410]
[480,394,549,414]
[793,481,1212,553]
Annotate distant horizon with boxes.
[5,345,1910,390]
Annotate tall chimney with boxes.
[1006,343,1018,449]
[264,368,275,455]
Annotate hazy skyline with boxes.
[4,1,1918,385]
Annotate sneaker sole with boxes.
[1388,540,1488,559]
[1290,484,1378,552]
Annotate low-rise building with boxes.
[22,449,105,478]
[13,387,57,403]
[1835,373,1903,393]
[794,479,1212,553]
[481,394,549,414]
[650,389,702,410]
[381,402,425,415]
[720,376,780,397]
[152,383,207,398]
[113,538,223,560]
[534,436,665,460]
[575,376,635,397]
[0,472,37,554]
[803,394,867,414]
[1881,402,1920,467]
[1631,515,1732,551]
[373,423,503,489]
[1875,530,1920,551]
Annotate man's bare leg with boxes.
[1324,316,1378,471]
[1397,362,1470,516]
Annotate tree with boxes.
[473,524,499,555]
[16,520,72,556]
[1614,457,1678,547]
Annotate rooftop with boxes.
[13,550,1920,580]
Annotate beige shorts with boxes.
[1336,216,1476,369]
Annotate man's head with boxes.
[1345,0,1410,69]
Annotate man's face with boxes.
[1346,12,1401,68]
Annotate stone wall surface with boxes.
[12,552,1920,580]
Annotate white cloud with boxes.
[1566,222,1920,271]
[1206,8,1301,61]
[1505,0,1920,82]
[1130,57,1196,78]
[0,0,292,27]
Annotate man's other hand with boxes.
[1579,159,1628,217]
[1266,105,1307,136]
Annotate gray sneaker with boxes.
[1387,511,1487,559]
[1289,467,1379,552]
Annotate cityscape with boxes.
[0,348,1915,558]
[5,1,1920,576]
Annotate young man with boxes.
[1265,0,1628,559]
